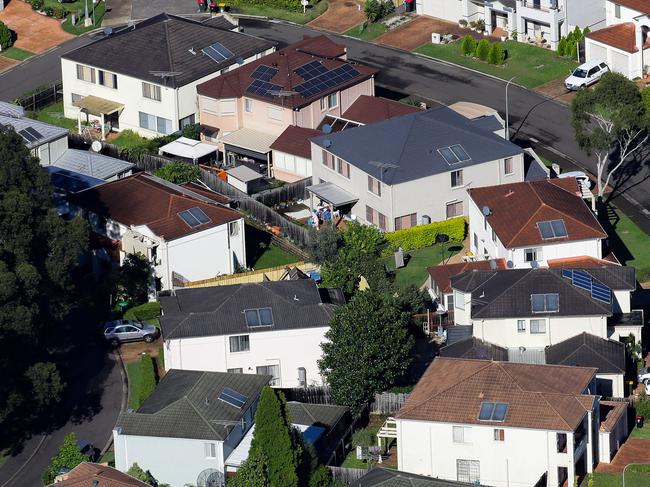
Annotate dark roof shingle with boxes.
[545,332,625,374]
[439,337,509,361]
[270,125,322,159]
[341,95,423,124]
[350,467,486,487]
[427,259,507,294]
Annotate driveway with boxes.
[307,0,365,33]
[0,56,18,73]
[0,0,73,53]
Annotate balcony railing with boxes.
[521,0,558,11]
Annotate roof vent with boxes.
[481,206,491,217]
[93,480,99,487]
[205,397,210,406]
[188,47,197,56]
[294,294,299,301]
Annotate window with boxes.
[268,106,283,121]
[530,318,546,334]
[204,442,217,459]
[394,213,417,231]
[517,319,526,333]
[202,97,219,114]
[71,93,83,103]
[298,367,307,386]
[365,206,387,231]
[537,219,568,239]
[322,150,335,170]
[327,92,338,109]
[453,426,472,443]
[368,175,381,196]
[179,114,195,129]
[614,3,621,18]
[454,290,465,310]
[446,201,463,219]
[76,64,95,83]
[473,233,478,250]
[256,364,280,386]
[504,157,513,175]
[142,82,161,101]
[447,293,454,309]
[451,169,463,188]
[244,308,274,327]
[157,116,172,134]
[524,247,542,262]
[439,144,471,164]
[227,368,243,374]
[139,112,173,134]
[493,429,505,441]
[229,335,250,353]
[336,158,350,178]
[229,221,240,237]
[478,402,509,421]
[244,98,253,113]
[531,293,559,313]
[457,460,480,483]
[320,97,327,111]
[98,70,117,89]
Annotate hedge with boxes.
[139,354,157,407]
[124,302,161,322]
[383,217,466,254]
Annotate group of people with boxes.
[308,206,340,229]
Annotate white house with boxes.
[394,358,614,486]
[585,0,650,79]
[160,279,344,387]
[61,13,274,139]
[72,172,246,290]
[468,178,608,267]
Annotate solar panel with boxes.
[246,80,283,98]
[438,147,458,164]
[295,60,328,80]
[537,221,554,239]
[188,207,211,224]
[572,270,592,291]
[561,269,573,279]
[550,219,567,237]
[251,65,278,82]
[450,144,470,162]
[218,387,247,408]
[591,282,612,303]
[294,64,361,98]
[492,403,508,421]
[478,402,494,420]
[202,42,235,63]
[18,128,38,143]
[25,126,43,140]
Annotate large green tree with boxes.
[571,72,649,199]
[319,289,414,415]
[153,161,200,184]
[0,127,88,437]
[42,432,87,484]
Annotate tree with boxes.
[321,250,390,296]
[309,466,333,487]
[571,72,649,200]
[340,221,385,259]
[153,161,200,184]
[319,290,414,415]
[229,448,271,487]
[24,362,64,412]
[42,432,87,484]
[487,42,505,65]
[127,463,158,486]
[0,21,11,50]
[461,35,476,56]
[476,39,490,61]
[364,0,382,22]
[116,252,152,304]
[308,224,342,265]
[557,37,567,57]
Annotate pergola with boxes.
[72,95,124,141]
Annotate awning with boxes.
[220,128,277,155]
[72,95,124,115]
[307,182,358,207]
[158,136,217,162]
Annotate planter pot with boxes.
[501,35,507,41]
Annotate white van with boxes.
[564,60,609,90]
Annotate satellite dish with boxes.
[482,206,492,217]
[196,468,224,487]
[506,260,514,268]
[91,140,102,153]
[103,27,113,36]
[236,57,245,65]
[323,139,332,148]
[322,124,332,134]
[530,260,539,269]
[435,233,449,244]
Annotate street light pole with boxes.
[505,76,517,141]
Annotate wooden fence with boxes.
[282,386,333,405]
[252,177,312,207]
[328,467,369,485]
[370,392,410,415]
[182,261,314,288]
[15,83,63,112]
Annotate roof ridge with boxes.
[182,393,223,438]
[503,182,544,247]
[471,269,531,318]
[163,19,177,84]
[536,392,577,431]
[578,342,623,372]
[386,115,418,185]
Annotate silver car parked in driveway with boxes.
[103,319,159,345]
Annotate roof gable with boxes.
[545,332,625,373]
[341,95,423,124]
[427,259,507,294]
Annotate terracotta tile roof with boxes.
[600,401,628,432]
[51,462,150,486]
[611,0,650,15]
[197,35,378,110]
[427,259,507,294]
[586,22,638,53]
[468,178,607,248]
[340,95,423,124]
[269,125,322,159]
[547,256,620,268]
[73,173,241,241]
[396,358,597,431]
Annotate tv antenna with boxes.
[268,89,298,108]
[148,71,183,87]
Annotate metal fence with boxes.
[15,83,63,112]
[252,177,312,207]
[328,467,370,485]
[370,392,410,415]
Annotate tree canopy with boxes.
[42,433,87,484]
[153,161,200,184]
[116,252,152,304]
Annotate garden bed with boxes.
[230,0,328,24]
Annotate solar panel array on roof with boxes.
[295,60,328,80]
[178,207,211,228]
[538,219,568,239]
[438,144,471,164]
[478,402,508,421]
[561,269,612,304]
[218,387,247,408]
[246,79,283,98]
[294,64,361,98]
[250,65,278,82]
[202,42,235,63]
[18,126,43,144]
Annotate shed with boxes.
[226,165,264,194]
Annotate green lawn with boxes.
[230,0,328,24]
[607,205,650,281]
[126,361,144,410]
[341,416,387,468]
[245,224,301,270]
[112,129,150,149]
[344,22,388,41]
[1,47,34,61]
[593,469,650,487]
[25,101,78,131]
[62,1,105,35]
[630,425,650,439]
[253,243,300,270]
[99,449,115,467]
[415,40,578,89]
[383,244,460,287]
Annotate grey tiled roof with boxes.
[286,402,348,428]
[62,13,274,87]
[161,280,339,340]
[0,113,68,149]
[201,15,237,31]
[440,337,508,361]
[116,370,271,440]
[310,107,522,185]
[350,468,486,487]
[451,268,614,319]
[545,332,625,374]
[53,149,134,180]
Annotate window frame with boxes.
[450,169,464,188]
[394,213,417,231]
[244,97,253,113]
[336,158,350,178]
[530,318,547,334]
[504,157,514,175]
[493,428,505,442]
[453,426,472,444]
[457,459,480,484]
[368,175,382,197]
[327,92,338,109]
[322,150,336,170]
[524,247,542,262]
[446,200,463,219]
[142,82,162,102]
[531,293,560,313]
[517,319,526,333]
[229,334,250,353]
[204,442,217,459]
[76,64,96,83]
[227,368,243,374]
[454,290,465,310]
[256,364,280,386]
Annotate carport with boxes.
[219,128,277,177]
[73,95,124,141]
[306,181,358,213]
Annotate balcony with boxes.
[520,0,558,11]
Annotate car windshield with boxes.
[572,68,588,78]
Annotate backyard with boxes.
[25,101,78,131]
[415,40,578,89]
[341,414,396,469]
[606,204,650,282]
[246,224,302,270]
[383,243,460,287]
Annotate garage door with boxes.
[611,50,630,77]
[423,0,460,21]
[588,43,607,62]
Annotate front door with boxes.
[106,111,119,130]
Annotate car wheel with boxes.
[143,334,154,343]
[579,84,587,90]
[110,338,120,347]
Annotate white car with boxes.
[565,60,609,90]
[639,367,650,385]
[558,170,592,189]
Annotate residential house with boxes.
[340,94,424,124]
[195,35,377,168]
[113,370,270,487]
[61,13,275,139]
[467,178,608,267]
[72,173,246,290]
[48,462,150,486]
[350,467,487,486]
[394,358,617,486]
[308,107,526,231]
[585,0,650,78]
[160,279,344,387]
[599,401,628,463]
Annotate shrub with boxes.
[123,301,161,322]
[469,20,477,29]
[461,35,476,56]
[154,161,200,184]
[565,39,577,60]
[31,0,43,10]
[583,26,591,36]
[44,5,54,15]
[476,39,490,61]
[458,19,467,27]
[53,5,67,18]
[352,428,373,447]
[383,217,466,253]
[364,0,382,22]
[0,21,11,50]
[557,37,567,57]
[181,123,200,140]
[475,18,485,32]
[138,354,156,406]
[573,25,583,41]
[487,42,505,65]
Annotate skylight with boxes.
[437,144,471,164]
[478,402,508,421]
[218,387,247,408]
[178,207,211,228]
[537,219,568,239]
[531,293,559,313]
[18,126,43,144]
[244,307,274,327]
[202,42,235,63]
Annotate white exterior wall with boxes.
[164,326,328,387]
[272,150,311,183]
[613,289,631,314]
[596,373,624,398]
[37,136,68,166]
[598,407,628,463]
[609,324,643,344]
[396,419,579,487]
